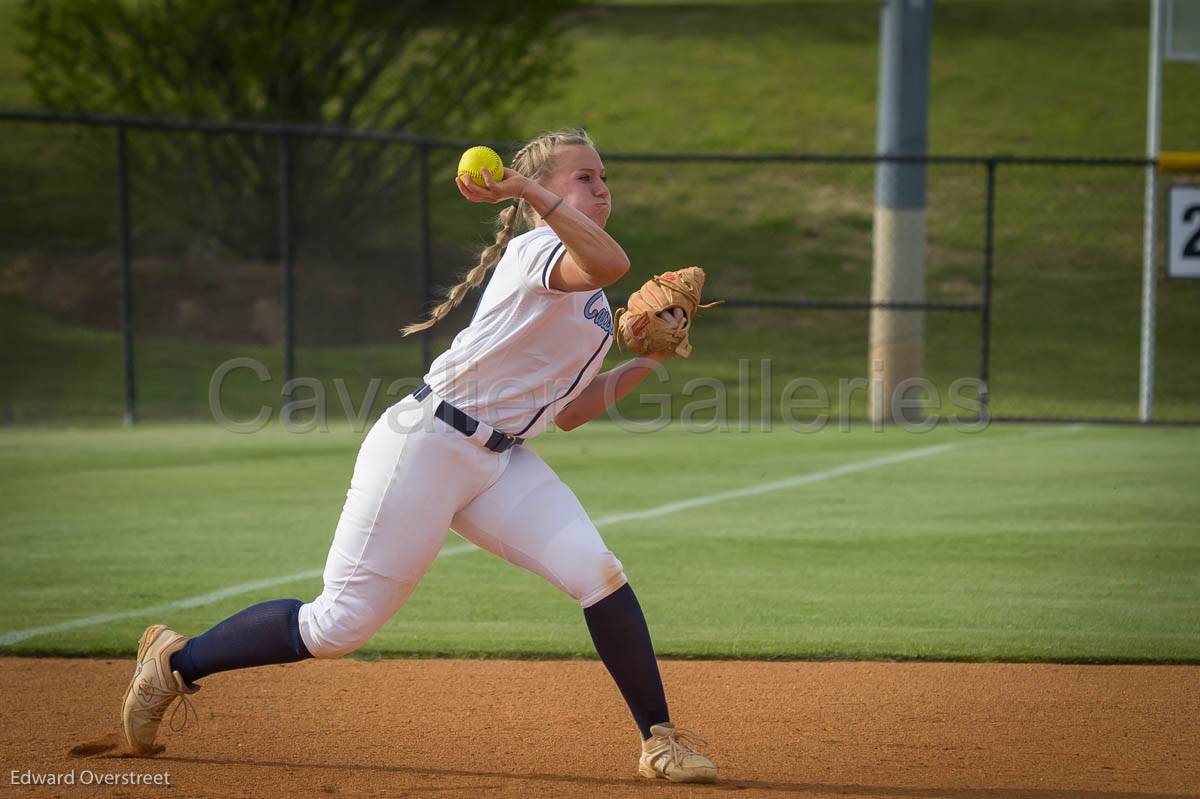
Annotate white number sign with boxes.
[1168,185,1200,278]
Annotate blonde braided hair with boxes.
[401,128,595,336]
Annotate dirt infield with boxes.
[2,658,1197,799]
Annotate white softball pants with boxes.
[297,391,627,658]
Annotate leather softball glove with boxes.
[615,267,722,358]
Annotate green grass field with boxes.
[1,420,1197,663]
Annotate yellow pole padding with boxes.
[1157,151,1200,173]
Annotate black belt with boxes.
[413,383,524,453]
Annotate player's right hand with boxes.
[456,168,528,204]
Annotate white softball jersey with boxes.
[297,224,626,659]
[424,225,615,439]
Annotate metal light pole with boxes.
[1139,0,1164,422]
[870,0,933,424]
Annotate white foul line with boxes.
[591,441,959,527]
[0,426,1083,647]
[593,424,1086,528]
[0,543,473,647]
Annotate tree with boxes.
[17,0,580,258]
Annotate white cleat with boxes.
[121,624,198,755]
[638,722,718,783]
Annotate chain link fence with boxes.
[1,111,1196,427]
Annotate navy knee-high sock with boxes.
[169,599,312,685]
[583,583,669,740]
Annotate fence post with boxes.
[278,134,295,394]
[115,124,137,425]
[417,142,434,373]
[979,159,996,419]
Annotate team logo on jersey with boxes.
[584,290,613,336]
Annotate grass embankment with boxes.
[1,1,1198,423]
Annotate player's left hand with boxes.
[658,308,685,329]
[456,167,528,204]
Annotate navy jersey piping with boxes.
[540,242,566,291]
[468,236,559,326]
[468,269,496,326]
[514,331,610,437]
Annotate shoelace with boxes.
[647,274,723,315]
[657,727,710,768]
[141,679,200,734]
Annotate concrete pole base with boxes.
[869,206,927,425]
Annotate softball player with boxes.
[120,129,717,783]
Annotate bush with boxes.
[17,0,580,257]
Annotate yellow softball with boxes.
[457,146,505,188]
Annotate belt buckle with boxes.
[486,430,521,453]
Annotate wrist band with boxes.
[542,197,564,220]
